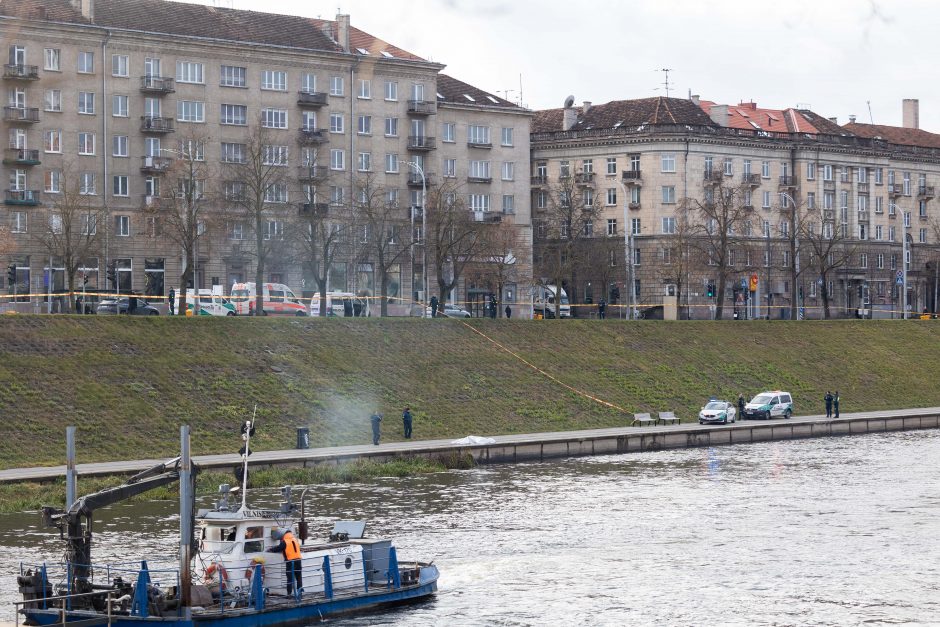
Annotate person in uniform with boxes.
[371,412,382,445]
[267,529,303,596]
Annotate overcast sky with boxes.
[186,0,936,130]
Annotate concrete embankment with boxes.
[2,408,938,483]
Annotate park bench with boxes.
[657,411,680,425]
[631,412,655,427]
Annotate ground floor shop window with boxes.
[144,258,165,296]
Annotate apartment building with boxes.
[531,96,940,319]
[0,0,531,314]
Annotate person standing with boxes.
[402,407,413,439]
[833,391,840,418]
[370,412,382,445]
[168,287,176,315]
[505,304,512,319]
[429,295,438,318]
[737,394,745,420]
[824,391,834,418]
[267,529,302,596]
[489,295,497,319]
[598,299,606,319]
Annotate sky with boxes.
[182,0,938,130]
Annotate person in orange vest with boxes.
[267,528,303,595]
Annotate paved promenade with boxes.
[1,407,938,483]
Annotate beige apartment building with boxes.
[0,0,531,314]
[531,96,940,319]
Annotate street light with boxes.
[615,179,636,320]
[161,147,200,315]
[405,161,428,312]
[903,214,912,319]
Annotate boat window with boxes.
[245,526,263,539]
[245,540,264,554]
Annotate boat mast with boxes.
[179,425,193,614]
[240,406,256,511]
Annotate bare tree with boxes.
[222,126,292,315]
[658,209,697,319]
[32,164,104,296]
[468,219,529,317]
[799,203,856,319]
[0,225,15,258]
[775,191,814,319]
[680,174,753,320]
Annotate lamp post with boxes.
[405,161,428,312]
[161,147,199,315]
[779,191,802,319]
[902,215,911,319]
[615,179,636,320]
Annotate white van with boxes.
[534,285,571,318]
[309,291,369,317]
[185,287,237,316]
[230,282,307,316]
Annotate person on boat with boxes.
[371,412,383,445]
[267,528,303,595]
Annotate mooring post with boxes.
[65,426,76,509]
[180,425,193,617]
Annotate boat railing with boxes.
[13,588,118,627]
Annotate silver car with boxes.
[698,401,737,425]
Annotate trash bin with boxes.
[296,427,309,449]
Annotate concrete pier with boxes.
[2,408,938,483]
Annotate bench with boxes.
[657,411,680,426]
[631,412,655,427]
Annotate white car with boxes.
[698,400,737,425]
[426,304,471,318]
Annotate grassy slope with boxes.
[0,315,938,469]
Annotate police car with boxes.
[743,391,793,420]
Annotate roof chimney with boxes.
[828,117,838,124]
[708,104,729,127]
[903,98,920,129]
[849,114,856,124]
[690,94,700,106]
[70,0,94,20]
[336,13,350,53]
[562,95,577,131]
[582,101,592,115]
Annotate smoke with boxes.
[311,389,383,446]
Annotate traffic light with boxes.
[83,273,89,286]
[706,282,715,298]
[6,265,15,286]
[106,262,116,287]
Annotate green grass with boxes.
[1,315,939,471]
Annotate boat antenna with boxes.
[240,405,256,511]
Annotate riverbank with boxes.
[1,316,940,469]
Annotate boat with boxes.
[15,422,439,626]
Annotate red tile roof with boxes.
[532,97,716,133]
[697,99,843,134]
[843,122,940,149]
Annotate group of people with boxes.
[370,406,413,445]
[824,391,841,418]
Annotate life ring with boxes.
[245,558,266,583]
[205,562,228,585]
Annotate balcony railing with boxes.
[621,170,642,185]
[298,165,329,181]
[531,175,548,186]
[467,139,492,149]
[407,173,434,187]
[142,194,164,209]
[407,100,436,115]
[857,211,870,223]
[3,148,41,165]
[575,172,595,185]
[140,155,173,173]
[407,135,436,151]
[298,128,328,144]
[473,211,502,223]
[918,185,935,199]
[703,170,723,184]
[297,91,328,107]
[139,76,175,93]
[468,175,493,184]
[779,175,797,188]
[823,180,836,190]
[741,173,760,186]
[888,184,903,197]
[300,201,330,215]
[140,116,175,133]
[3,107,40,123]
[5,189,40,205]
[628,202,641,210]
[3,64,39,80]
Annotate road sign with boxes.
[896,270,904,285]
[740,278,747,290]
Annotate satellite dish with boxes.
[563,95,575,108]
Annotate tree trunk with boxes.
[254,226,264,316]
[715,273,727,320]
[380,271,389,317]
[820,272,830,319]
[179,261,193,316]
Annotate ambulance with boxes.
[309,291,369,317]
[185,287,237,316]
[230,282,308,316]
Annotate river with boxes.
[1,429,939,625]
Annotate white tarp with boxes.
[450,435,496,445]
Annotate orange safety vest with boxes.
[283,532,301,561]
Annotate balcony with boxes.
[628,202,641,211]
[298,165,329,182]
[300,201,330,216]
[823,180,835,191]
[140,116,175,133]
[857,182,870,194]
[918,185,935,199]
[468,175,492,184]
[741,173,760,187]
[575,172,595,186]
[473,211,502,223]
[297,91,328,107]
[3,148,40,165]
[703,170,723,185]
[467,139,492,149]
[531,175,548,186]
[888,184,902,198]
[407,173,434,188]
[407,135,436,151]
[857,211,870,223]
[139,76,175,93]
[3,107,39,123]
[823,210,835,221]
[298,128,328,144]
[407,100,436,115]
[742,204,755,211]
[140,155,173,174]
[621,170,642,186]
[3,64,39,80]
[5,189,40,205]
[142,194,164,209]
[778,175,797,189]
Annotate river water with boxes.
[1,429,939,625]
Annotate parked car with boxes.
[425,304,472,318]
[743,391,793,420]
[698,400,737,425]
[96,296,160,316]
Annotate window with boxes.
[604,188,616,206]
[807,192,815,209]
[44,129,62,153]
[823,164,833,181]
[607,218,617,236]
[44,169,61,193]
[888,203,896,216]
[357,115,372,135]
[889,225,896,242]
[470,160,491,179]
[723,158,733,176]
[875,197,884,214]
[875,225,883,241]
[78,172,96,195]
[44,48,60,71]
[384,81,398,101]
[44,89,62,112]
[264,184,288,203]
[662,217,676,234]
[875,168,883,185]
[502,194,515,214]
[330,149,345,170]
[261,108,287,129]
[920,228,928,243]
[501,162,515,181]
[301,111,317,131]
[220,104,247,126]
[78,92,96,115]
[385,153,399,173]
[761,161,770,178]
[330,76,344,96]
[762,191,771,208]
[661,186,675,204]
[111,54,129,77]
[501,127,514,146]
[80,213,97,236]
[112,94,128,117]
[112,135,128,157]
[806,162,816,180]
[264,220,284,240]
[357,79,371,99]
[330,186,345,205]
[176,61,205,84]
[114,215,130,237]
[442,122,455,143]
[384,117,399,137]
[78,132,96,155]
[858,167,868,183]
[177,100,205,123]
[78,51,94,73]
[300,73,316,93]
[112,175,129,197]
[357,152,371,172]
[259,69,287,91]
[443,158,456,178]
[469,194,490,211]
[661,154,676,172]
[468,125,490,145]
[221,142,246,163]
[220,65,246,87]
[606,157,617,175]
[262,145,288,166]
[330,113,345,133]
[840,166,849,183]
[11,211,27,233]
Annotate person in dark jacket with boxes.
[598,299,607,319]
[168,287,176,315]
[833,391,840,418]
[429,296,438,318]
[402,407,413,439]
[489,295,497,319]
[737,394,746,419]
[824,391,833,418]
[370,412,382,445]
[505,304,512,319]
[267,529,302,595]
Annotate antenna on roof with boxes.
[867,100,874,124]
[499,89,517,103]
[658,68,673,97]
